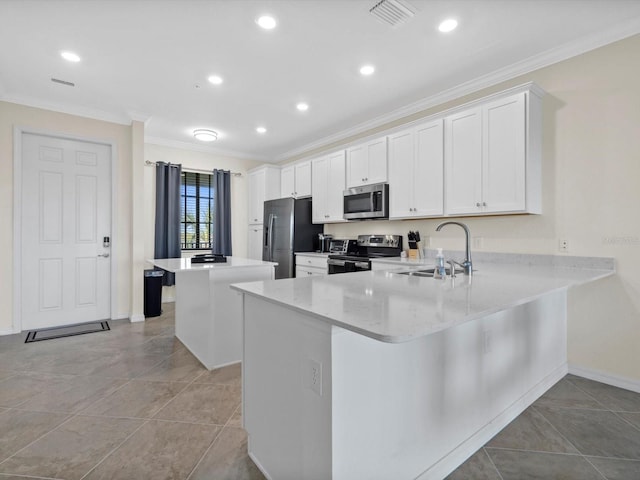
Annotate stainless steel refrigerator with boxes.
[263,197,323,279]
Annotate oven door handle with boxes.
[327,259,346,267]
[354,262,370,269]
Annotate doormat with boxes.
[25,321,110,343]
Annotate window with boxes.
[180,172,214,250]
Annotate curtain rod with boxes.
[144,160,242,177]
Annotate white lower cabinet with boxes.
[248,226,263,260]
[295,253,328,276]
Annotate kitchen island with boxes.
[231,255,613,480]
[148,257,277,370]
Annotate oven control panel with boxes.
[357,234,402,249]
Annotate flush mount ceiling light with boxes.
[207,75,223,85]
[60,51,81,62]
[256,15,277,30]
[193,129,218,142]
[256,126,267,134]
[360,65,375,76]
[296,102,309,112]
[438,18,458,33]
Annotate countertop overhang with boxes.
[231,260,614,343]
[148,257,278,273]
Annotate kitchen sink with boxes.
[398,267,463,277]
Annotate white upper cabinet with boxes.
[445,88,542,216]
[445,107,483,215]
[248,165,281,225]
[388,119,444,219]
[280,160,312,198]
[312,150,346,223]
[346,136,388,188]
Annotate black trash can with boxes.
[144,269,164,317]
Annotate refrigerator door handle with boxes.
[267,214,276,261]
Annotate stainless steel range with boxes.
[327,234,402,274]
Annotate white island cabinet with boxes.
[149,257,276,370]
[231,258,613,480]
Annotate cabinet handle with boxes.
[476,202,481,207]
[483,202,487,207]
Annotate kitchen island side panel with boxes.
[243,294,333,480]
[331,290,567,480]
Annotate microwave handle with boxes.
[370,191,376,212]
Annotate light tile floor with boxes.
[0,305,638,479]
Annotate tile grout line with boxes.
[0,411,78,472]
[77,418,151,480]
[480,447,504,480]
[185,395,241,480]
[582,456,612,480]
[563,377,613,411]
[530,404,584,455]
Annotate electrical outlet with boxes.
[307,359,322,396]
[559,239,569,252]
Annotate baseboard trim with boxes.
[162,297,175,303]
[247,450,274,480]
[130,314,145,323]
[0,328,19,336]
[569,364,640,394]
[416,362,568,480]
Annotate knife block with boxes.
[408,249,420,259]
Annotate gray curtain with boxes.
[154,162,182,286]
[212,169,232,256]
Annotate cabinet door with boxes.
[414,120,444,216]
[482,93,526,213]
[311,156,329,223]
[366,137,388,184]
[295,161,312,197]
[388,129,414,219]
[248,226,264,260]
[248,170,266,224]
[346,144,367,188]
[280,165,295,198]
[445,107,482,215]
[326,150,346,222]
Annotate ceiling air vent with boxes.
[369,0,416,27]
[51,78,75,87]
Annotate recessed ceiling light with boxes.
[193,129,218,142]
[208,75,223,85]
[296,102,309,112]
[256,15,277,30]
[256,126,267,134]
[438,18,458,33]
[359,65,375,76]
[60,51,81,62]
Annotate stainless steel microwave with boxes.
[343,183,389,220]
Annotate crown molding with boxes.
[127,110,152,125]
[144,135,273,162]
[275,17,640,162]
[0,93,133,125]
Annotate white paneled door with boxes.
[20,133,111,330]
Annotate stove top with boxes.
[328,234,403,261]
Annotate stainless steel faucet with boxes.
[435,221,473,276]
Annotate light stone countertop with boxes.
[148,257,278,273]
[231,259,614,343]
[294,252,330,258]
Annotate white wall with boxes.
[316,35,640,381]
